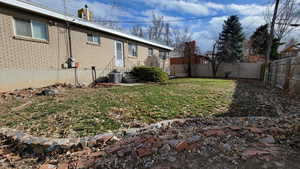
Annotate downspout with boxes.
[66,21,79,86]
[67,22,73,59]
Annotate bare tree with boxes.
[131,25,145,38]
[131,13,194,59]
[204,41,224,77]
[147,14,174,46]
[93,0,122,30]
[173,27,193,57]
[265,0,300,41]
[148,13,165,42]
[164,23,172,46]
[171,28,194,74]
[264,0,280,86]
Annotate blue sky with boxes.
[27,0,300,52]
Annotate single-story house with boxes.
[0,0,173,92]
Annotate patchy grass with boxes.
[0,78,236,138]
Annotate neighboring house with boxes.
[247,55,265,63]
[170,55,208,65]
[243,40,265,63]
[170,41,207,77]
[280,44,300,58]
[0,0,173,92]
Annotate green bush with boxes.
[131,66,169,82]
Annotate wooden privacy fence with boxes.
[170,58,262,79]
[269,56,300,94]
[191,63,262,79]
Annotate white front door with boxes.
[115,41,124,67]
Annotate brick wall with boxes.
[0,6,68,71]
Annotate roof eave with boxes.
[0,0,173,51]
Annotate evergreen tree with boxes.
[271,38,280,60]
[217,15,244,62]
[250,24,269,55]
[250,24,280,60]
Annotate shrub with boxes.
[131,66,169,82]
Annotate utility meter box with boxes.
[108,72,122,83]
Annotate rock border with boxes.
[0,119,187,155]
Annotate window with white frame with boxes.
[14,18,48,40]
[87,34,100,44]
[148,48,154,56]
[128,43,137,56]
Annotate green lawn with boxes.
[0,78,236,138]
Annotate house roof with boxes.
[281,44,300,53]
[0,0,173,51]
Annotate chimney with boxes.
[78,4,93,21]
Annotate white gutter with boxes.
[0,0,174,51]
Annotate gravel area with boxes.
[1,115,300,169]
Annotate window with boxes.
[128,43,137,56]
[159,51,165,57]
[148,48,154,56]
[32,21,48,40]
[159,51,169,60]
[87,34,100,44]
[14,18,48,40]
[14,18,31,37]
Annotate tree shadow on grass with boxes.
[215,79,280,117]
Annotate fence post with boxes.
[273,61,278,88]
[283,58,292,90]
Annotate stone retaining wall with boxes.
[0,119,184,156]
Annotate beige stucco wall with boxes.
[0,5,170,92]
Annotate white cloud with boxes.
[141,0,268,17]
[27,0,131,20]
[193,31,217,52]
[141,10,183,21]
[206,2,225,10]
[209,16,227,26]
[135,9,186,28]
[208,16,227,33]
[227,4,267,16]
[144,0,211,16]
[240,16,266,31]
